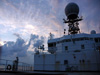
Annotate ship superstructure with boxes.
[34,2,100,71]
[34,31,100,71]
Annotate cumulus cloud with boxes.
[13,33,21,38]
[2,34,45,58]
[2,38,27,57]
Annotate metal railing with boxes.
[34,63,100,71]
[0,59,33,71]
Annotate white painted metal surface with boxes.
[34,31,100,71]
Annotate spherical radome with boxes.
[90,30,96,34]
[65,2,79,19]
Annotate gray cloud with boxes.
[28,34,45,48]
[13,33,21,38]
[2,38,27,57]
[2,34,45,57]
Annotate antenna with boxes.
[63,2,83,35]
[49,32,54,39]
[64,29,66,35]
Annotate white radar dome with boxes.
[65,2,79,19]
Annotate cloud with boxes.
[13,33,21,38]
[27,34,45,51]
[2,34,45,58]
[2,38,26,57]
[0,0,65,39]
[0,0,99,43]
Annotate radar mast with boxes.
[63,2,83,35]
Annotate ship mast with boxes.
[63,3,83,35]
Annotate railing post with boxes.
[23,63,24,71]
[0,59,33,71]
[5,60,8,71]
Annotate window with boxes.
[72,39,75,43]
[79,60,81,63]
[85,38,89,40]
[80,38,84,40]
[82,59,85,63]
[99,38,100,42]
[95,38,99,43]
[64,60,68,65]
[66,39,71,42]
[90,38,93,41]
[54,43,56,47]
[48,43,53,47]
[48,42,56,47]
[81,45,85,49]
[76,38,80,41]
[65,46,68,50]
[57,41,60,44]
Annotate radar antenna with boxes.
[63,3,83,35]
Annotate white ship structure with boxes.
[34,2,100,71]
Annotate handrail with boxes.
[0,59,33,71]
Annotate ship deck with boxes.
[0,71,100,75]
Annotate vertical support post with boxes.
[22,63,24,71]
[5,60,8,71]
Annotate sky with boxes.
[0,0,100,64]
